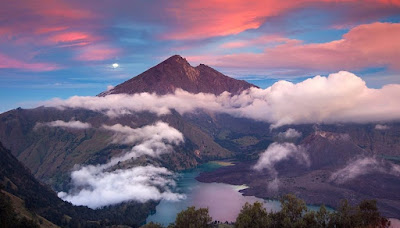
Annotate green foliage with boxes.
[235,201,270,228]
[330,199,390,228]
[141,221,164,228]
[233,194,390,228]
[279,194,308,227]
[172,206,212,228]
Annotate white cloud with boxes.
[42,71,400,127]
[106,85,115,91]
[58,165,185,209]
[253,142,309,190]
[277,128,302,139]
[330,157,400,184]
[330,157,381,184]
[253,142,309,172]
[35,120,91,129]
[58,122,185,208]
[101,122,184,169]
[375,124,390,130]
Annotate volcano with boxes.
[99,55,256,96]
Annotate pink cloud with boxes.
[49,32,90,43]
[0,1,98,48]
[0,1,93,36]
[0,53,58,71]
[75,45,120,61]
[0,1,99,69]
[195,22,400,73]
[164,0,294,40]
[35,26,69,35]
[220,35,292,49]
[47,31,95,47]
[164,0,400,40]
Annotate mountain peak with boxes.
[164,54,188,64]
[100,55,256,96]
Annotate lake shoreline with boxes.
[195,160,400,219]
[146,162,281,226]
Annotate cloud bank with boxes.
[35,120,91,129]
[43,71,400,128]
[58,165,184,209]
[58,122,185,209]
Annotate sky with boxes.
[1,0,400,113]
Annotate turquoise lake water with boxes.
[146,162,328,226]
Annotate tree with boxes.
[279,194,307,227]
[355,200,390,228]
[301,205,332,228]
[330,199,390,228]
[315,205,330,228]
[141,221,164,228]
[331,199,354,227]
[173,206,212,228]
[235,201,270,228]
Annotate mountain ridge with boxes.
[99,55,257,96]
[0,141,160,227]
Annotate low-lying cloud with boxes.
[277,128,302,140]
[58,165,185,209]
[58,122,185,209]
[101,122,184,169]
[375,124,390,130]
[43,71,400,128]
[35,120,91,129]
[253,142,309,190]
[330,157,400,184]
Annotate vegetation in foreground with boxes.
[141,194,391,228]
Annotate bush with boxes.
[235,201,270,228]
[172,206,212,228]
[141,221,164,228]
